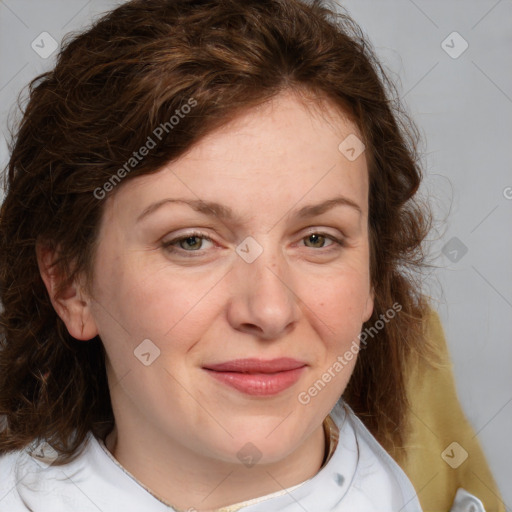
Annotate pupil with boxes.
[185,236,199,249]
[309,234,322,246]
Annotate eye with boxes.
[301,232,345,250]
[162,232,214,254]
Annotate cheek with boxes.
[307,268,371,332]
[297,275,369,402]
[94,258,223,363]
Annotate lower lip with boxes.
[204,367,306,396]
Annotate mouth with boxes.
[202,358,307,396]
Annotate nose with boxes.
[226,239,301,340]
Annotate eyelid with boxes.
[300,226,345,239]
[297,226,347,244]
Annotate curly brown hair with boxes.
[0,0,437,465]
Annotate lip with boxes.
[203,357,306,373]
[202,358,307,396]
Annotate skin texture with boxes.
[37,90,374,511]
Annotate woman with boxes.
[0,0,499,510]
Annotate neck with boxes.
[104,419,327,511]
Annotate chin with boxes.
[214,426,310,467]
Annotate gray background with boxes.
[1,0,511,508]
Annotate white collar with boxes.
[13,400,422,511]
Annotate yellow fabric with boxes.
[397,308,506,512]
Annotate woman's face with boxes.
[82,90,373,464]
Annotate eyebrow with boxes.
[136,195,362,224]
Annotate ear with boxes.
[362,285,375,323]
[36,242,99,341]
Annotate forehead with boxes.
[197,90,362,157]
[105,90,368,226]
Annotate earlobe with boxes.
[36,242,99,341]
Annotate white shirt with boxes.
[0,400,485,511]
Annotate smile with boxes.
[202,358,307,396]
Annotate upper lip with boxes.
[203,358,307,373]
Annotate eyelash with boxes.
[161,230,346,257]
